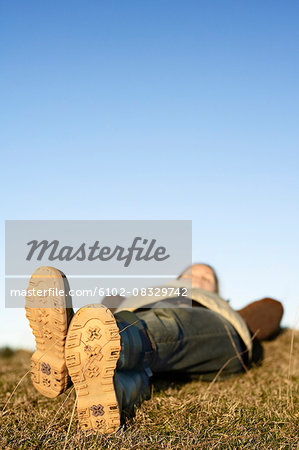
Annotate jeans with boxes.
[130,306,247,381]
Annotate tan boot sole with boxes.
[25,266,71,398]
[65,305,121,434]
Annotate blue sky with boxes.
[1,1,298,348]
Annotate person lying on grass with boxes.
[25,264,283,433]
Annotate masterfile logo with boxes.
[6,220,190,275]
[5,220,192,308]
[26,237,170,267]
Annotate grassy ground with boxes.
[0,329,298,449]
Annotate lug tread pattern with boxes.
[25,266,70,399]
[65,305,121,434]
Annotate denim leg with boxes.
[135,307,245,380]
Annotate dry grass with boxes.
[0,329,298,449]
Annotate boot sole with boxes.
[65,305,121,434]
[25,266,70,398]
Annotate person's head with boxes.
[178,263,219,294]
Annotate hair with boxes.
[178,263,220,294]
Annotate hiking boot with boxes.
[114,370,151,422]
[237,298,283,341]
[115,310,154,371]
[25,266,74,398]
[65,304,152,433]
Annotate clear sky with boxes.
[1,1,298,348]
